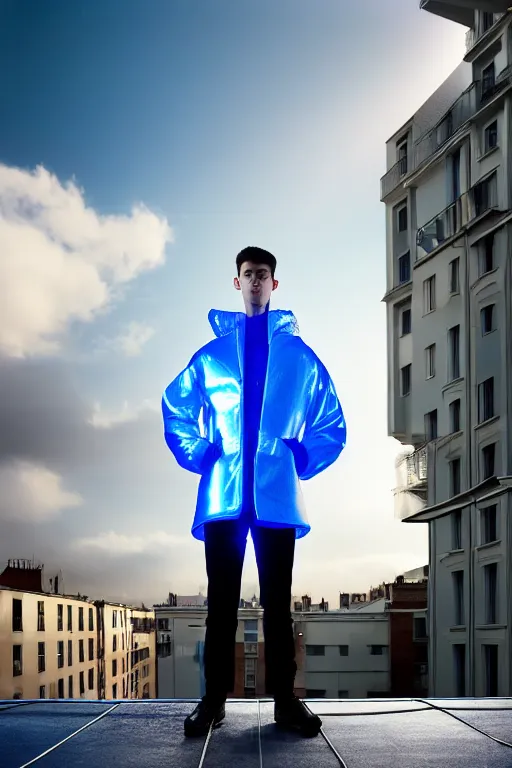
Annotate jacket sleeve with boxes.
[297,357,346,481]
[162,356,217,475]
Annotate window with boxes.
[113,683,118,700]
[122,634,125,651]
[339,645,349,656]
[338,690,349,698]
[401,364,411,396]
[450,457,461,496]
[89,608,94,632]
[68,639,73,666]
[244,619,258,645]
[452,510,462,550]
[453,570,464,626]
[397,139,408,175]
[67,605,72,632]
[401,308,411,335]
[121,612,124,628]
[244,657,256,689]
[481,505,497,544]
[424,409,438,441]
[57,604,63,632]
[479,234,494,275]
[481,62,495,99]
[423,276,436,313]
[484,120,498,153]
[305,689,326,698]
[448,325,460,380]
[112,659,118,677]
[88,638,94,661]
[369,645,388,655]
[306,645,325,656]
[12,599,22,632]
[37,601,45,631]
[113,635,117,652]
[58,678,64,699]
[482,443,496,480]
[478,378,494,422]
[397,204,407,232]
[484,563,498,624]
[481,11,494,33]
[79,639,84,663]
[122,658,125,674]
[413,617,427,640]
[88,668,94,690]
[425,344,436,379]
[113,610,118,628]
[398,251,411,284]
[450,399,461,433]
[79,671,85,696]
[449,258,460,294]
[39,685,46,699]
[13,645,22,676]
[484,645,498,696]
[57,640,64,669]
[454,645,466,697]
[38,642,45,673]
[78,607,84,632]
[481,304,495,335]
[68,675,74,699]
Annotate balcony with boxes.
[380,156,408,201]
[416,172,498,259]
[131,620,155,633]
[394,445,429,520]
[419,0,474,27]
[465,12,507,54]
[414,85,476,169]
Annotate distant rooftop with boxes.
[2,698,512,767]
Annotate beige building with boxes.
[0,586,99,701]
[0,561,157,701]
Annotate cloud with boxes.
[88,398,159,430]
[0,163,173,357]
[106,321,156,358]
[0,460,83,522]
[72,530,190,556]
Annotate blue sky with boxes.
[0,0,466,605]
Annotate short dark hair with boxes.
[236,246,277,277]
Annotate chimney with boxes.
[0,559,44,593]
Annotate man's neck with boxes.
[244,302,269,318]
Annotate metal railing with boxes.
[404,446,428,490]
[466,13,506,53]
[414,85,476,168]
[380,156,408,200]
[416,173,498,259]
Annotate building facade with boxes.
[382,4,512,696]
[0,561,156,701]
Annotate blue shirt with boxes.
[243,312,269,510]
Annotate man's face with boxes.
[234,261,278,310]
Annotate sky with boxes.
[0,0,466,607]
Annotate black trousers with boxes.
[203,512,297,702]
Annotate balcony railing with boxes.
[479,64,512,105]
[466,13,506,54]
[416,172,498,259]
[414,85,477,169]
[380,156,408,200]
[131,620,155,633]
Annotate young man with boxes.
[162,246,346,738]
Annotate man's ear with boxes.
[272,279,279,291]
[233,276,241,291]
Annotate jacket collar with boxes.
[208,309,298,339]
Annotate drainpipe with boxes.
[463,228,474,697]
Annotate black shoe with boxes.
[184,696,226,737]
[274,695,322,737]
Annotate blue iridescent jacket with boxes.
[162,309,346,541]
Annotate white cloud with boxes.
[88,398,158,429]
[108,321,156,357]
[72,530,189,556]
[0,461,83,522]
[0,163,173,358]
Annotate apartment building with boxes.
[0,561,156,700]
[0,582,99,701]
[382,3,512,697]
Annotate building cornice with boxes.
[404,476,512,523]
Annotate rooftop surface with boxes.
[1,697,512,767]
